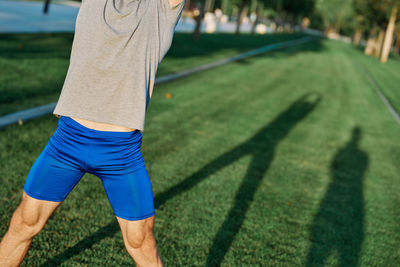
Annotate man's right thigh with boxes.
[23,149,85,203]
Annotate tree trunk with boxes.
[250,17,257,35]
[193,0,206,40]
[205,0,215,13]
[353,29,362,46]
[373,29,385,58]
[184,0,191,11]
[381,5,398,63]
[43,0,51,14]
[235,0,248,35]
[334,12,342,34]
[250,2,260,35]
[325,24,335,37]
[365,29,376,56]
[395,32,400,55]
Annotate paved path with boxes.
[0,0,253,33]
[0,0,79,32]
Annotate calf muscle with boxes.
[0,192,61,267]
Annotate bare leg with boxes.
[0,192,61,267]
[117,215,163,267]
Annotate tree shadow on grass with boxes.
[40,94,320,266]
[167,32,322,60]
[0,32,324,116]
[306,127,368,267]
[0,32,322,61]
[0,33,74,61]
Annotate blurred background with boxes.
[0,0,399,266]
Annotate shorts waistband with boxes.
[58,116,142,139]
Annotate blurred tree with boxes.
[192,0,207,40]
[381,1,399,63]
[205,0,216,12]
[265,0,315,25]
[352,23,363,45]
[315,0,354,35]
[43,0,51,14]
[352,0,370,45]
[234,0,250,34]
[232,0,314,35]
[250,1,263,35]
[308,10,324,30]
[192,0,235,39]
[394,22,400,54]
[220,0,235,15]
[353,0,399,62]
[353,0,388,58]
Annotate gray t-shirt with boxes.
[53,0,185,131]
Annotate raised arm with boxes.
[168,0,184,8]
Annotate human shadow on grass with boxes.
[203,94,320,266]
[306,127,368,267]
[40,94,320,266]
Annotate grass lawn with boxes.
[0,32,305,116]
[1,35,400,266]
[356,52,400,115]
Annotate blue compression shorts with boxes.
[23,116,155,221]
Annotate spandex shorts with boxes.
[23,115,155,221]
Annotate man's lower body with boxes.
[0,116,162,266]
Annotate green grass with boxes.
[357,52,400,115]
[0,32,305,116]
[1,35,400,266]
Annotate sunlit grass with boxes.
[0,36,399,266]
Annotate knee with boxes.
[125,218,154,250]
[9,203,43,239]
